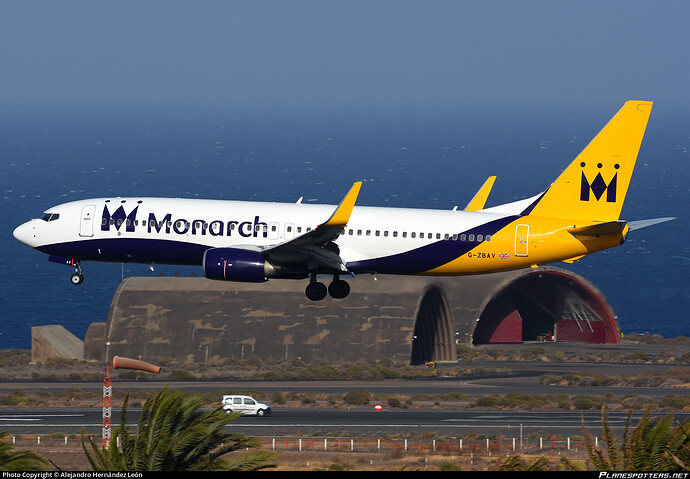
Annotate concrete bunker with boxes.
[80,267,620,365]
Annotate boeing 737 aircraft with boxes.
[13,101,674,301]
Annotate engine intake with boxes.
[203,247,273,283]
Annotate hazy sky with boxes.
[1,1,689,111]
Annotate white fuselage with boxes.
[13,196,521,276]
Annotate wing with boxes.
[261,181,362,273]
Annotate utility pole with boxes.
[102,337,112,448]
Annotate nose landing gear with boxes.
[70,261,84,285]
[48,256,84,284]
[305,273,350,301]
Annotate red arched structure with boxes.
[470,269,619,344]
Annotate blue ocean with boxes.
[1,104,688,350]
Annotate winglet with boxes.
[322,181,362,227]
[465,176,496,211]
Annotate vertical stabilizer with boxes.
[528,101,652,221]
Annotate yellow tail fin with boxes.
[528,100,653,222]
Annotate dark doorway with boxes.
[411,286,455,364]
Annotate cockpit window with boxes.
[41,213,60,222]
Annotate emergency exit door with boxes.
[515,224,529,257]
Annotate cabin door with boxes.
[79,205,97,237]
[515,224,529,257]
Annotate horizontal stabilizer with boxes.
[627,217,676,231]
[567,217,676,238]
[567,221,626,237]
[465,176,496,211]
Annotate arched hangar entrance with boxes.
[411,285,455,365]
[470,269,620,344]
[410,267,620,364]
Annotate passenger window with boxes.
[460,234,466,241]
[411,232,416,238]
[469,234,475,242]
[233,398,242,405]
[244,398,255,405]
[486,235,491,242]
[402,232,407,238]
[436,233,441,239]
[393,231,398,237]
[452,234,458,241]
[477,234,483,242]
[420,233,424,239]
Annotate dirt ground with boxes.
[3,338,687,471]
[24,441,582,471]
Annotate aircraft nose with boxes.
[13,221,37,247]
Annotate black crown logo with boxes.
[580,162,618,202]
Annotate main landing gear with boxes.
[305,273,350,301]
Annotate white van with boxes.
[221,395,271,416]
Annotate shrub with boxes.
[342,390,371,406]
[573,396,594,410]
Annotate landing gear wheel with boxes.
[70,273,84,285]
[305,281,327,301]
[328,279,350,299]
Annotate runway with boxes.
[2,406,688,438]
[0,354,686,438]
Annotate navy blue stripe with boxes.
[37,215,519,274]
[520,191,546,216]
[346,216,518,274]
[38,238,209,266]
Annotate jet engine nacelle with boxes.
[202,247,274,283]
